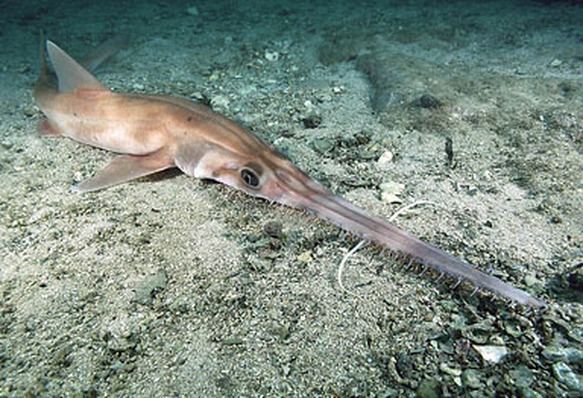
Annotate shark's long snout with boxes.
[280,184,545,308]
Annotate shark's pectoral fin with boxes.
[38,120,63,137]
[72,150,174,193]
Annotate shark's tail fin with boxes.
[80,34,129,72]
[34,34,127,104]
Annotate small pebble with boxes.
[303,100,315,109]
[380,181,405,204]
[23,106,36,117]
[523,274,539,287]
[303,114,322,129]
[377,150,394,167]
[0,141,13,149]
[381,192,401,205]
[439,363,462,377]
[265,50,279,62]
[210,95,230,109]
[297,250,313,263]
[549,59,562,67]
[190,91,205,101]
[310,137,334,153]
[263,221,283,239]
[473,344,508,364]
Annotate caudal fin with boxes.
[80,34,130,72]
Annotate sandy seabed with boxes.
[0,0,581,396]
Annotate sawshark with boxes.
[33,38,545,308]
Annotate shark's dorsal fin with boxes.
[46,40,108,93]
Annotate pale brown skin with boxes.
[34,39,546,308]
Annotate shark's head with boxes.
[180,142,330,210]
[197,142,547,308]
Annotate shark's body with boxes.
[33,39,545,308]
[34,41,277,194]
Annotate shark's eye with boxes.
[240,168,260,188]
